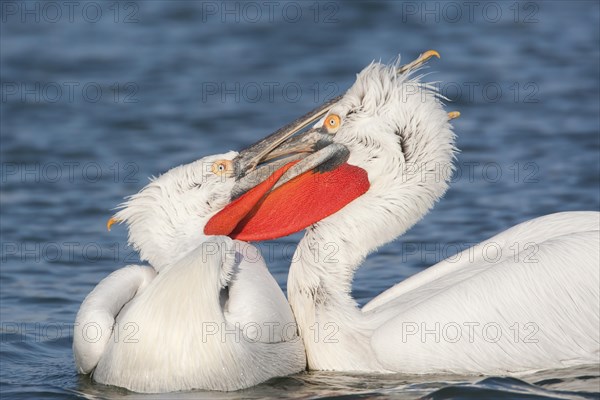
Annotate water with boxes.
[1,1,599,398]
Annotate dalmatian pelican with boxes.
[207,51,600,374]
[73,149,312,392]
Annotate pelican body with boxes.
[73,153,306,392]
[206,53,600,374]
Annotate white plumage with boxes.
[73,152,305,392]
[74,55,599,390]
[286,61,600,373]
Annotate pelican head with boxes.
[306,55,457,243]
[322,57,455,193]
[110,152,240,271]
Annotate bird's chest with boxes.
[120,267,221,332]
[102,268,225,368]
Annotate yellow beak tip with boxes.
[398,50,441,75]
[106,217,120,232]
[425,50,441,59]
[448,111,461,120]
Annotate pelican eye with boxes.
[211,160,234,176]
[323,114,341,134]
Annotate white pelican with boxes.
[73,151,307,392]
[206,52,600,374]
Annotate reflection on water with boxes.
[1,1,598,399]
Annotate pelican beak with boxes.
[204,103,369,241]
[206,97,372,241]
[207,118,369,241]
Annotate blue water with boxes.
[1,1,599,398]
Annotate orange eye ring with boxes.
[211,160,234,176]
[324,114,341,133]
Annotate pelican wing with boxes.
[73,265,156,373]
[364,212,600,312]
[367,212,600,373]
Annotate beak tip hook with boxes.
[448,111,461,120]
[107,217,119,232]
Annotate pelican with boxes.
[73,150,308,392]
[206,52,600,374]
